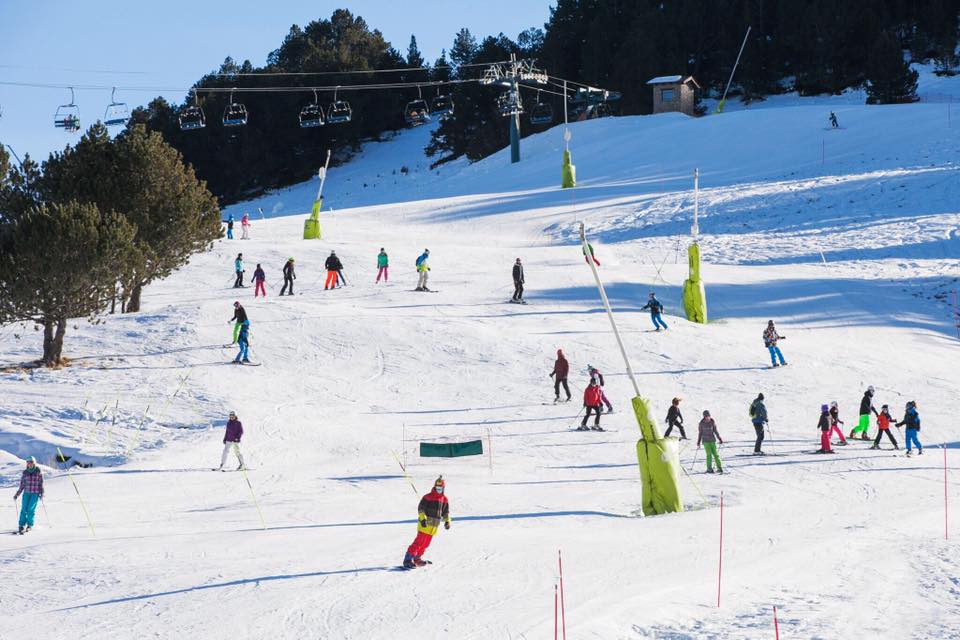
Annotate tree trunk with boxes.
[41,318,67,366]
[125,283,142,313]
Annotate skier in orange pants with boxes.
[403,476,451,568]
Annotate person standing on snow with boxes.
[229,301,248,344]
[252,264,266,298]
[13,457,44,534]
[851,386,878,441]
[376,248,389,283]
[218,411,246,471]
[550,349,571,402]
[871,404,899,450]
[415,249,431,291]
[240,212,250,239]
[226,213,235,240]
[749,393,768,455]
[324,251,343,290]
[233,320,251,364]
[580,378,604,431]
[697,410,724,473]
[817,404,835,453]
[587,364,613,413]
[896,401,922,456]
[664,397,686,439]
[829,112,839,129]
[583,242,600,266]
[641,293,668,331]
[280,258,296,296]
[829,401,848,446]
[233,253,245,288]
[403,476,451,568]
[511,258,525,302]
[763,320,787,367]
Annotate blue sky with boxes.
[0,1,552,163]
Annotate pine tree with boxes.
[450,28,478,71]
[407,35,425,68]
[865,31,919,104]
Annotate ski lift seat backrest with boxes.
[328,100,352,124]
[299,104,324,128]
[103,102,129,127]
[530,102,554,125]
[430,95,453,117]
[223,102,248,127]
[179,105,206,131]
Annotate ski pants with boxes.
[337,270,346,286]
[703,442,722,471]
[280,275,294,295]
[234,270,244,288]
[554,377,570,400]
[513,281,524,300]
[226,228,233,239]
[905,428,922,452]
[651,312,668,330]
[753,421,765,453]
[18,492,39,528]
[232,322,241,344]
[417,269,429,290]
[324,270,338,289]
[220,441,245,468]
[852,414,870,437]
[820,430,832,452]
[873,428,898,448]
[254,280,266,297]
[767,345,786,365]
[234,340,249,362]
[600,390,613,412]
[582,405,602,427]
[241,225,249,239]
[376,267,388,283]
[664,421,685,439]
[830,424,847,444]
[406,531,434,558]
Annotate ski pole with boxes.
[240,465,266,530]
[689,446,700,472]
[40,496,52,528]
[56,447,95,536]
[391,450,419,496]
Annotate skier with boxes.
[587,364,613,412]
[233,253,245,288]
[580,378,604,431]
[226,213,235,240]
[850,386,878,441]
[233,319,251,364]
[376,248,389,283]
[829,111,839,129]
[416,249,431,291]
[664,397,686,439]
[280,257,296,296]
[402,476,451,568]
[828,401,848,446]
[324,251,343,290]
[749,393,768,455]
[229,301,248,344]
[870,404,899,450]
[252,264,266,298]
[511,258,525,303]
[640,292,668,331]
[896,401,922,456]
[763,320,787,367]
[696,410,724,473]
[218,411,246,471]
[549,349,571,402]
[583,242,600,266]
[13,457,44,534]
[817,404,835,453]
[240,212,250,239]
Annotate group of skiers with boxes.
[815,387,923,455]
[549,350,615,431]
[224,213,252,241]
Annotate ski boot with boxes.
[17,526,24,535]
[906,450,912,457]
[706,469,715,474]
[413,557,428,567]
[590,425,604,431]
[576,425,590,431]
[918,449,923,456]
[24,525,31,533]
[403,553,416,569]
[869,445,880,450]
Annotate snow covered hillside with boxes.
[1,93,958,639]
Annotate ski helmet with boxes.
[229,411,237,419]
[830,401,838,409]
[233,301,240,307]
[649,292,656,298]
[768,320,775,325]
[881,404,889,410]
[702,410,710,417]
[434,476,445,492]
[867,385,875,395]
[27,456,36,465]
[821,404,829,412]
[757,393,764,401]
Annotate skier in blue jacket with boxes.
[233,320,251,364]
[640,293,668,331]
[896,401,922,456]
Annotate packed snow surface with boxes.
[1,96,958,639]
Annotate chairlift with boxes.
[430,90,454,118]
[53,87,81,133]
[103,87,129,128]
[327,87,352,124]
[299,89,325,128]
[179,90,206,131]
[529,91,554,125]
[404,86,430,126]
[222,89,248,127]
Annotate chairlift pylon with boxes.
[53,87,81,133]
[179,90,206,131]
[299,89,325,128]
[222,89,248,127]
[103,87,129,128]
[327,87,352,124]
[404,86,430,126]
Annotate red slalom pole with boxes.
[554,584,558,640]
[717,491,724,608]
[945,445,950,540]
[559,550,567,640]
[774,605,780,639]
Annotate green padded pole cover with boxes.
[682,243,707,323]
[632,396,684,515]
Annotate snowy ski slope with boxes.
[0,90,958,639]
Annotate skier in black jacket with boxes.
[280,258,296,296]
[229,301,248,344]
[324,252,344,290]
[664,397,685,439]
[511,258,525,302]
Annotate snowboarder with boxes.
[583,242,600,266]
[229,301,248,344]
[233,319,251,364]
[376,248,389,283]
[851,386,878,441]
[402,476,451,568]
[233,253,245,288]
[550,349,571,402]
[252,264,266,298]
[13,457,43,534]
[697,410,724,473]
[829,401,848,445]
[511,258,525,302]
[218,411,246,470]
[829,111,839,129]
[240,212,250,239]
[664,397,686,439]
[641,292,668,331]
[763,320,787,367]
[280,258,295,296]
[580,378,605,431]
[750,393,768,455]
[587,364,613,412]
[416,249,431,291]
[226,213,235,240]
[324,251,343,290]
[817,404,835,453]
[896,401,922,456]
[870,404,899,450]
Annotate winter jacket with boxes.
[763,326,781,347]
[589,368,605,386]
[818,412,831,432]
[241,214,250,227]
[237,320,250,345]
[697,417,722,445]
[377,252,389,268]
[551,356,569,379]
[859,392,876,417]
[234,258,243,273]
[750,399,768,424]
[416,252,430,272]
[231,306,248,324]
[666,405,683,427]
[512,264,524,283]
[829,406,843,427]
[14,467,43,499]
[877,412,894,430]
[252,267,265,282]
[227,218,234,230]
[283,260,295,278]
[325,255,343,271]
[583,385,603,407]
[641,298,664,315]
[897,407,920,430]
[416,489,450,536]
[224,419,244,443]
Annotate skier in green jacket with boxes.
[376,248,389,283]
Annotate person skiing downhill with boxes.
[218,411,246,471]
[871,404,899,450]
[324,251,343,290]
[829,112,839,129]
[641,293,669,331]
[697,410,724,473]
[896,401,922,456]
[226,213,235,240]
[240,212,250,239]
[763,320,787,367]
[580,378,604,431]
[750,393,768,455]
[511,258,525,303]
[252,264,266,297]
[233,253,245,288]
[13,457,44,534]
[229,301,248,344]
[233,320,251,364]
[664,397,686,439]
[280,258,296,296]
[851,386,878,440]
[403,476,451,568]
[817,404,835,453]
[416,249,431,291]
[376,248,389,283]
[550,349,571,402]
[829,401,848,446]
[587,365,613,412]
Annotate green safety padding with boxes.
[562,150,576,189]
[682,243,708,324]
[420,440,484,458]
[632,396,684,515]
[303,219,321,239]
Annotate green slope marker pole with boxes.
[391,450,419,496]
[56,447,95,536]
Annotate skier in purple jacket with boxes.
[218,411,246,471]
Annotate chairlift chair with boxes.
[222,89,248,127]
[299,90,325,128]
[103,87,129,128]
[327,88,352,124]
[179,91,206,131]
[53,87,81,133]
[404,101,430,126]
[430,93,454,118]
[529,91,553,125]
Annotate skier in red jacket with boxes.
[550,349,571,402]
[403,476,451,569]
[579,378,604,431]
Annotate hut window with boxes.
[661,88,675,102]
